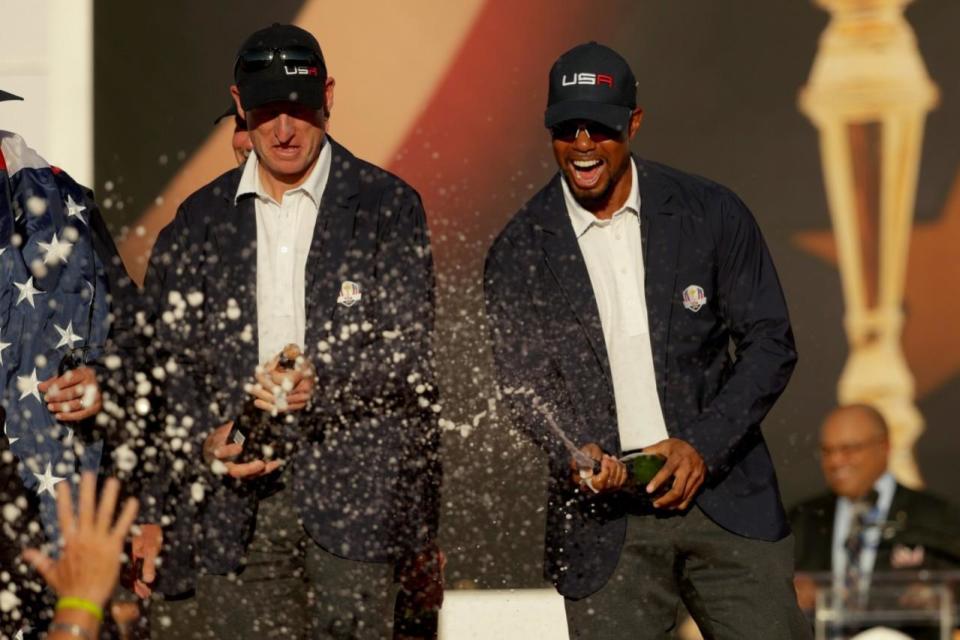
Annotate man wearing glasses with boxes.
[791,405,960,618]
[138,24,442,638]
[484,42,809,638]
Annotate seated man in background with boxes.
[789,404,960,635]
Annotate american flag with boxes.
[0,131,109,544]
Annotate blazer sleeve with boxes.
[674,190,797,477]
[136,203,223,521]
[483,235,578,468]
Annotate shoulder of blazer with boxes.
[330,136,422,210]
[890,484,958,523]
[174,165,245,228]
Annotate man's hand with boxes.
[642,438,706,510]
[793,573,817,611]
[130,523,162,598]
[569,443,627,493]
[22,473,139,608]
[247,355,316,414]
[202,421,282,479]
[398,545,446,613]
[39,366,102,421]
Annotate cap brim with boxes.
[238,79,326,112]
[0,89,24,102]
[545,101,631,132]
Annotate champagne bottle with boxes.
[619,451,670,498]
[228,344,302,463]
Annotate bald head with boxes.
[819,404,890,499]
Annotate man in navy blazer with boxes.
[136,24,442,639]
[484,42,809,638]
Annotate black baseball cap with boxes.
[234,24,327,112]
[0,89,24,102]
[545,42,637,132]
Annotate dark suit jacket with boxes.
[142,138,441,593]
[484,157,796,599]
[790,484,960,574]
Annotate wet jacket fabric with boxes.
[143,137,441,594]
[485,156,796,598]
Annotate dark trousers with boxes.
[150,474,395,639]
[564,506,811,640]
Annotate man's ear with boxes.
[627,107,644,139]
[230,85,246,122]
[324,77,336,118]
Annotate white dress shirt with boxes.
[561,159,669,451]
[831,471,897,590]
[235,140,332,364]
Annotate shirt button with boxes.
[280,246,289,254]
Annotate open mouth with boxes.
[274,145,300,158]
[570,158,603,189]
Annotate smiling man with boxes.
[484,42,809,638]
[137,24,442,639]
[790,405,960,621]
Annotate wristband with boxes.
[48,622,94,639]
[56,596,104,622]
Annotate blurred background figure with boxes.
[790,404,960,637]
[214,103,252,166]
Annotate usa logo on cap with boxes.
[682,285,707,312]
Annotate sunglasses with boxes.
[550,121,624,143]
[234,46,322,74]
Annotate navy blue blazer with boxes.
[142,138,441,593]
[484,157,796,599]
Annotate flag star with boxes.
[15,628,25,640]
[0,247,6,257]
[38,231,72,265]
[16,368,41,402]
[65,194,87,224]
[14,276,43,307]
[33,462,66,498]
[0,334,10,365]
[54,321,83,349]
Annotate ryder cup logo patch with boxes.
[337,281,362,307]
[681,285,707,312]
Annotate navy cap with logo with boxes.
[0,89,24,102]
[234,23,327,112]
[544,42,637,132]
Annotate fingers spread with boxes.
[55,480,75,535]
[111,497,140,542]
[96,478,121,532]
[21,549,57,587]
[78,471,97,530]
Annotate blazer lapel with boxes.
[537,176,612,385]
[636,158,682,411]
[212,173,259,373]
[305,137,360,339]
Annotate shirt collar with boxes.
[235,136,332,207]
[836,471,897,516]
[562,157,641,239]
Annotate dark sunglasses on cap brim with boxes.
[550,120,625,143]
[234,46,322,75]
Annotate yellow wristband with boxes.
[56,596,104,622]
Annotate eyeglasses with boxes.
[550,121,624,143]
[234,46,322,75]
[818,437,885,459]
